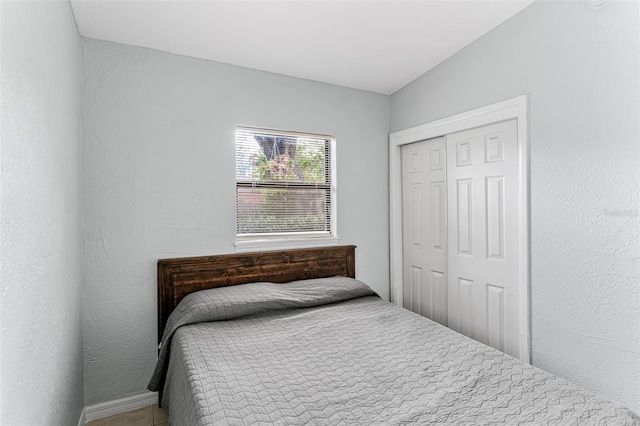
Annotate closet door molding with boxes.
[389,95,530,363]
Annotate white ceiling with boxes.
[70,1,534,95]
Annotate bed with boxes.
[148,245,639,425]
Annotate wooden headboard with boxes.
[157,245,356,342]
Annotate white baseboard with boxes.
[77,408,86,426]
[82,391,159,424]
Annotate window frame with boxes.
[234,126,338,252]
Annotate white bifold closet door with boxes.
[401,137,448,326]
[401,119,521,359]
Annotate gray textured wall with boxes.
[0,1,85,424]
[391,0,639,411]
[81,38,391,404]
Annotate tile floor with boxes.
[87,404,168,426]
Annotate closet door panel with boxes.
[401,137,447,325]
[446,119,520,359]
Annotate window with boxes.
[235,127,336,248]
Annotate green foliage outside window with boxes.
[253,143,325,183]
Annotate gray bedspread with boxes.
[148,277,639,425]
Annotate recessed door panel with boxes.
[431,182,445,251]
[457,179,473,255]
[486,176,504,260]
[411,184,422,248]
[457,277,473,337]
[432,270,447,326]
[487,284,506,352]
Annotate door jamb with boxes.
[389,95,530,363]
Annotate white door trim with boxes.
[389,95,530,363]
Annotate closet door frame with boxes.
[389,95,530,363]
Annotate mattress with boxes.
[148,277,639,425]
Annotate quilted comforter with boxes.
[148,277,639,425]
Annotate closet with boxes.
[400,119,522,359]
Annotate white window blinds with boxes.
[236,127,333,237]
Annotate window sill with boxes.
[234,236,341,253]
